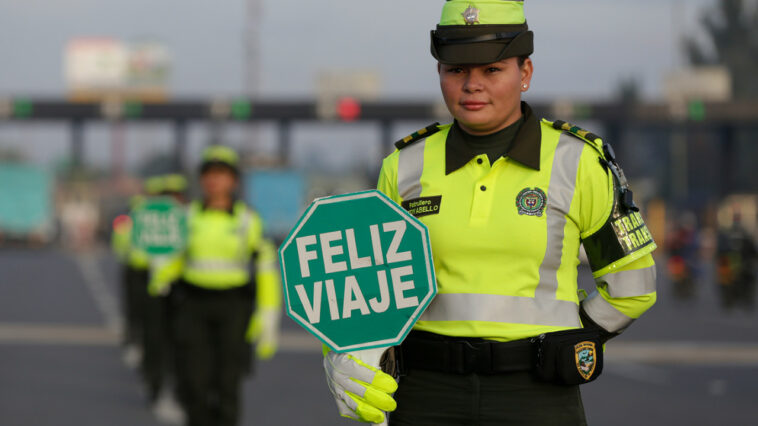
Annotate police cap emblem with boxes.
[461,5,480,25]
[516,187,547,217]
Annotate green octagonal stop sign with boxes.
[279,190,436,353]
[131,197,187,256]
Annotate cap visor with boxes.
[435,42,509,65]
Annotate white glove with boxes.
[324,347,398,424]
[246,307,280,360]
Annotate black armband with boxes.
[582,145,657,276]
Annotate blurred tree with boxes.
[685,0,758,99]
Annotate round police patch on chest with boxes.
[516,187,547,217]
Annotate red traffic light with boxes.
[337,97,361,122]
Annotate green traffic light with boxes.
[123,101,143,118]
[231,100,252,120]
[688,100,706,121]
[12,99,33,118]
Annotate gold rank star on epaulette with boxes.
[394,122,441,150]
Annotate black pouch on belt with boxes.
[532,328,603,385]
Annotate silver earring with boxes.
[522,83,528,89]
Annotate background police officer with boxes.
[323,1,658,425]
[142,174,188,422]
[112,176,163,369]
[151,146,282,426]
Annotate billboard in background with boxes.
[244,169,306,239]
[65,38,129,92]
[64,38,171,102]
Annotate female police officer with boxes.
[151,146,281,426]
[324,1,658,424]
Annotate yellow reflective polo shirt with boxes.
[378,103,655,342]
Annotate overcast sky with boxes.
[0,0,718,170]
[0,0,716,100]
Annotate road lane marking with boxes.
[74,254,123,332]
[2,324,758,366]
[0,323,119,346]
[604,362,671,385]
[605,341,758,365]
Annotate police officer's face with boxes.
[200,166,237,199]
[439,57,533,135]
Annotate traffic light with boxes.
[688,100,706,122]
[12,99,33,118]
[123,101,143,119]
[337,97,361,122]
[231,100,252,120]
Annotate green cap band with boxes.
[200,145,240,174]
[440,0,525,26]
[162,173,188,193]
[144,176,164,195]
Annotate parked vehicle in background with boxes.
[0,162,55,245]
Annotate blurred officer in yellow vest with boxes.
[140,174,188,422]
[111,176,163,368]
[323,1,657,424]
[150,146,282,426]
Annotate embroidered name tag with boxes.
[401,196,442,218]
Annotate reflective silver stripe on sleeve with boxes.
[535,133,584,300]
[396,139,427,200]
[235,206,252,260]
[581,290,634,332]
[256,261,278,273]
[420,293,581,328]
[598,265,657,298]
[185,259,248,272]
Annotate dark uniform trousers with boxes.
[172,281,253,426]
[390,369,587,426]
[142,292,173,401]
[123,266,149,346]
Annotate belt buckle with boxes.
[461,341,491,374]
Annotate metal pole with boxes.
[174,120,188,173]
[111,121,125,178]
[604,121,622,158]
[71,120,84,171]
[670,123,688,202]
[380,120,394,158]
[278,120,291,166]
[720,124,735,196]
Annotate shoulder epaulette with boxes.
[544,118,602,147]
[544,119,638,211]
[394,122,441,150]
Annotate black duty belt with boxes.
[176,280,254,299]
[397,330,534,375]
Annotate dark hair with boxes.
[517,55,530,68]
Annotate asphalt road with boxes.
[1,246,756,426]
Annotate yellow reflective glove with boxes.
[323,347,398,424]
[147,256,182,297]
[245,307,280,360]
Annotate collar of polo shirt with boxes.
[445,102,542,174]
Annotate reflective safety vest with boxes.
[378,118,656,342]
[254,238,283,309]
[182,201,263,290]
[111,216,150,270]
